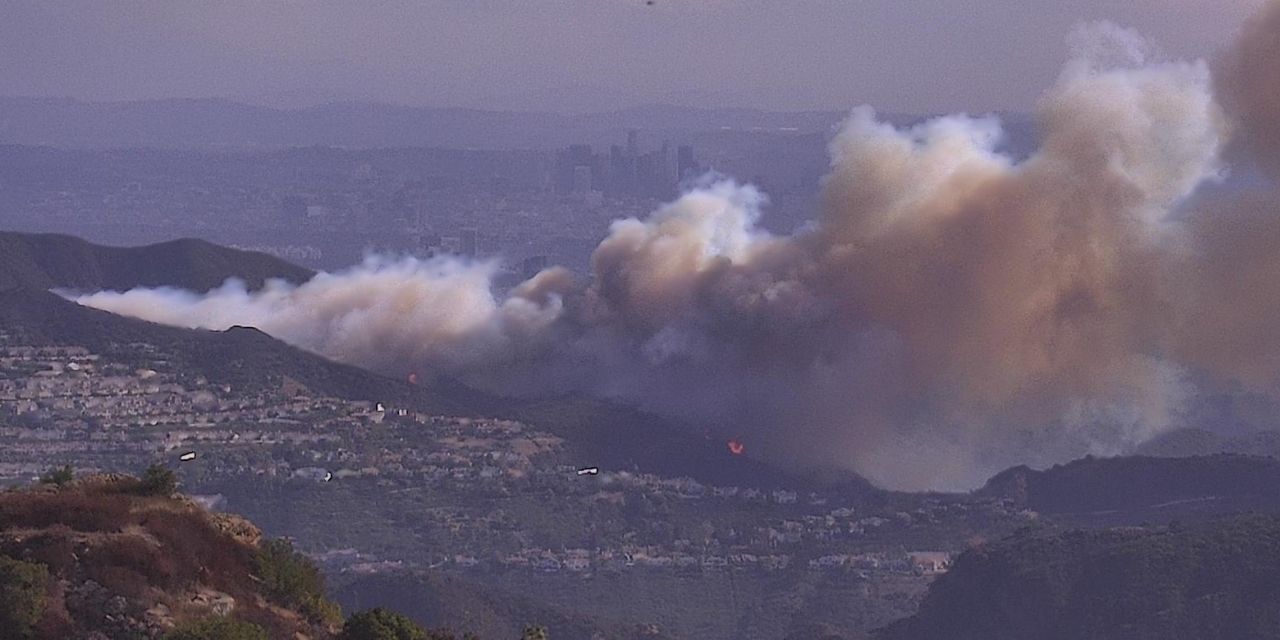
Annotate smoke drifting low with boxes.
[76,257,567,376]
[74,8,1280,490]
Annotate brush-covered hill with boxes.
[877,514,1280,640]
[0,472,342,639]
[0,231,314,293]
[977,454,1280,526]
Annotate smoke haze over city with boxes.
[70,5,1280,490]
[12,4,1280,640]
[0,0,1265,113]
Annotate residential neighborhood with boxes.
[0,332,1026,597]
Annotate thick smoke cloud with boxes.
[1217,0,1280,168]
[1173,0,1280,395]
[73,7,1280,490]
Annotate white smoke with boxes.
[74,256,567,376]
[71,16,1280,490]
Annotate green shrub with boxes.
[38,465,74,487]
[138,463,178,496]
[253,538,340,625]
[0,554,49,639]
[341,608,428,640]
[162,616,269,640]
[302,593,344,627]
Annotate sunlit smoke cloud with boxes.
[71,7,1280,490]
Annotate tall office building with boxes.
[459,229,478,258]
[678,145,700,180]
[572,165,593,194]
[555,134,697,198]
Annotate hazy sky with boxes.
[1,0,1265,113]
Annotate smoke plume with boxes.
[73,7,1280,490]
[1217,0,1280,169]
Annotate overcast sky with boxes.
[0,0,1266,113]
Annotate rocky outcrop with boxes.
[0,480,337,639]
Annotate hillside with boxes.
[0,287,488,417]
[0,231,314,293]
[1136,427,1280,459]
[0,474,340,639]
[0,230,846,492]
[507,397,874,494]
[877,515,1280,640]
[332,572,669,640]
[977,454,1280,526]
[0,284,834,494]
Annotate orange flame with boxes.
[727,439,745,455]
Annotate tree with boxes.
[0,555,48,639]
[162,616,269,640]
[38,465,74,487]
[522,625,548,640]
[138,463,177,496]
[341,608,428,640]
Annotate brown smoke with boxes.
[1173,0,1280,394]
[1217,0,1280,168]
[72,6,1280,490]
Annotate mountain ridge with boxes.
[0,95,874,150]
[877,514,1280,640]
[976,453,1280,526]
[0,231,314,293]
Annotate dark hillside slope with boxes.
[978,454,1280,524]
[878,515,1280,640]
[0,287,841,492]
[0,231,314,292]
[0,287,488,415]
[509,397,874,493]
[0,231,875,493]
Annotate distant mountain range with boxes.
[0,96,854,150]
[0,231,314,293]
